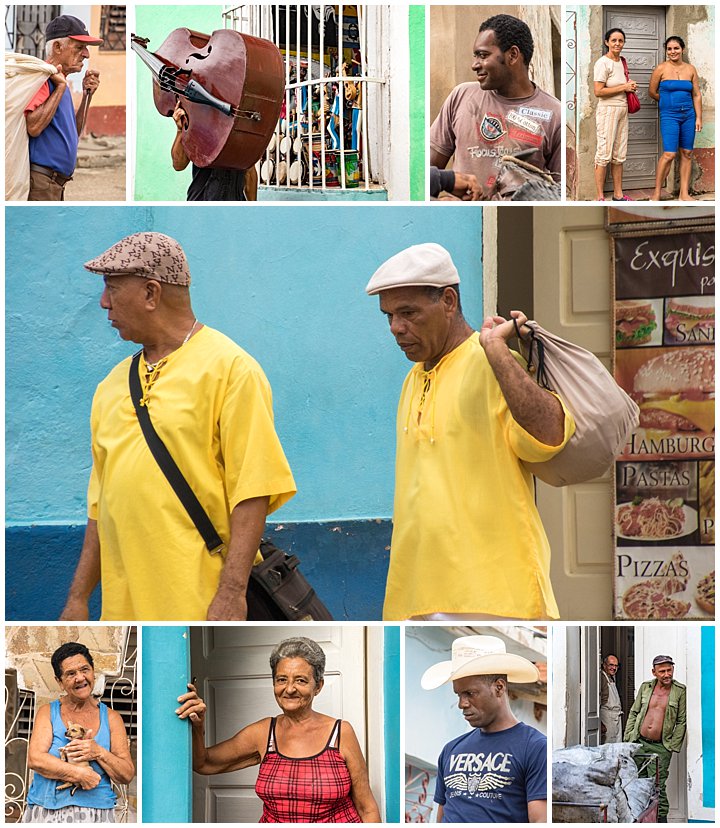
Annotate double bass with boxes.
[132,28,284,171]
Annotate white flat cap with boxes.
[365,242,460,295]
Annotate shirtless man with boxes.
[624,655,686,823]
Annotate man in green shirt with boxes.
[624,655,686,822]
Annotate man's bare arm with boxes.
[206,495,269,621]
[527,799,547,823]
[25,71,67,137]
[480,311,565,447]
[430,147,452,169]
[59,518,100,620]
[171,102,191,171]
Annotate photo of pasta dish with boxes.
[616,497,688,540]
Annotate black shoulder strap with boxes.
[128,351,224,555]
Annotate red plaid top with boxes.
[255,718,362,823]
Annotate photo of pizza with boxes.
[620,552,691,620]
[695,570,715,616]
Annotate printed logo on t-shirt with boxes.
[518,106,553,121]
[479,113,506,142]
[467,145,513,159]
[443,751,515,800]
[506,110,542,135]
[508,126,543,147]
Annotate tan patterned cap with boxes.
[84,232,191,285]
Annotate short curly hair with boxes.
[479,14,534,65]
[269,638,326,685]
[51,642,94,679]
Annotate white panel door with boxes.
[190,625,366,823]
[533,207,615,620]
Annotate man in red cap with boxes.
[24,15,103,200]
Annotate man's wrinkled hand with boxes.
[480,310,528,350]
[59,598,89,621]
[207,588,247,621]
[51,66,67,87]
[83,70,100,96]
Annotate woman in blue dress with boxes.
[649,36,703,201]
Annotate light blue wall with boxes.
[384,625,401,822]
[6,205,484,524]
[142,626,192,823]
[701,625,715,808]
[405,626,459,767]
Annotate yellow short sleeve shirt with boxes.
[88,327,296,620]
[383,333,574,620]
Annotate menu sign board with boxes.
[612,229,714,620]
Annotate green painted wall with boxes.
[134,6,224,201]
[409,6,426,201]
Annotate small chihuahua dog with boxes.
[57,721,92,796]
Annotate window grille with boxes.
[99,5,126,52]
[223,5,385,191]
[405,761,437,823]
[5,5,61,56]
[5,672,36,822]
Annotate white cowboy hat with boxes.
[420,635,540,690]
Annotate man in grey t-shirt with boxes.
[430,14,561,199]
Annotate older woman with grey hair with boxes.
[176,637,380,823]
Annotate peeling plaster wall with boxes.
[573,5,714,199]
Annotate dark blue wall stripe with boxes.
[6,520,391,621]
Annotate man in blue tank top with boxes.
[422,635,547,823]
[24,15,103,200]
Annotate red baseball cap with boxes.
[45,15,103,45]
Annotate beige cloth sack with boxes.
[5,53,58,200]
[518,320,639,487]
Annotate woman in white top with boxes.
[593,27,638,201]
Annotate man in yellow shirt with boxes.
[60,232,296,621]
[366,243,574,620]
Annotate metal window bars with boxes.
[5,678,35,822]
[404,763,435,823]
[5,5,61,56]
[223,5,381,191]
[99,5,127,53]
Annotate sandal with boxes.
[612,195,634,201]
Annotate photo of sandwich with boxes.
[615,299,658,347]
[664,296,715,345]
[631,348,715,435]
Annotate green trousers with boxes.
[635,737,673,818]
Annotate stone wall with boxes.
[5,626,126,708]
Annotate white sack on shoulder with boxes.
[5,53,58,200]
[518,320,640,487]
